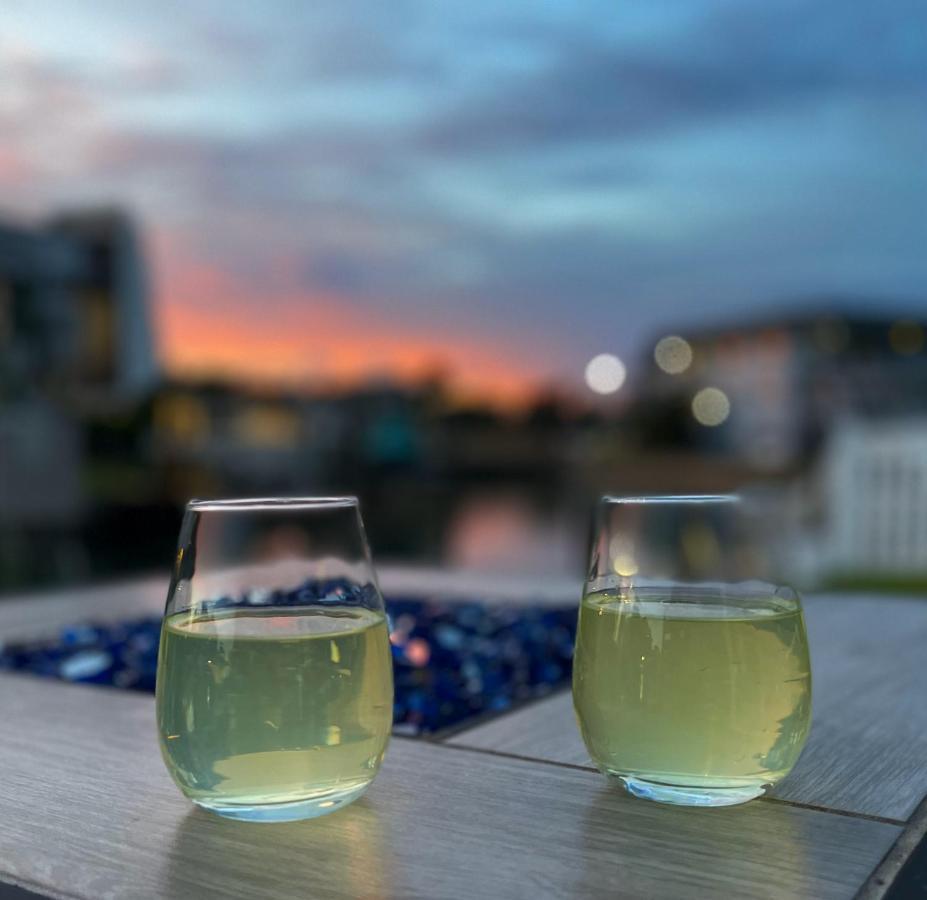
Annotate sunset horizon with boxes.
[149,232,570,410]
[2,1,924,408]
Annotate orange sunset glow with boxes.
[153,241,547,409]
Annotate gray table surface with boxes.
[449,594,927,823]
[0,573,924,899]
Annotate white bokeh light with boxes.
[692,387,730,426]
[654,335,693,374]
[584,353,626,394]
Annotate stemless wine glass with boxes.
[573,495,811,807]
[155,497,393,822]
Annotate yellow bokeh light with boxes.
[233,405,299,448]
[654,335,693,374]
[584,353,626,394]
[889,320,924,356]
[692,387,730,426]
[154,394,210,443]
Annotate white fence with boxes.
[822,419,927,574]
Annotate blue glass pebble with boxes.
[0,577,577,735]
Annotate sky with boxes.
[1,0,926,405]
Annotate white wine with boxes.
[156,605,392,820]
[573,587,811,805]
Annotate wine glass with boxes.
[573,495,811,807]
[155,497,393,822]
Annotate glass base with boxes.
[193,782,370,822]
[615,774,767,807]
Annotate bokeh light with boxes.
[889,320,925,356]
[692,387,730,426]
[405,638,431,667]
[584,354,626,395]
[654,335,693,374]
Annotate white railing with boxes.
[823,419,927,574]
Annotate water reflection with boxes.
[443,491,583,575]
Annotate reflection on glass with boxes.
[573,495,812,807]
[156,497,393,822]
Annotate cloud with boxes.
[421,0,927,155]
[0,146,34,185]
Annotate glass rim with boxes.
[186,496,359,512]
[601,493,741,505]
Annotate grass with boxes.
[819,572,927,596]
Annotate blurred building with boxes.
[637,310,927,469]
[0,210,156,405]
[0,209,156,584]
[7,225,925,592]
[151,382,335,500]
[48,209,157,405]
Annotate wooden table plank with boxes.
[447,595,927,823]
[0,578,169,638]
[0,675,898,900]
[4,579,925,823]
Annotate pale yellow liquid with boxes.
[156,606,392,815]
[573,588,811,798]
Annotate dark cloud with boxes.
[421,0,927,155]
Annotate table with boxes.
[0,571,925,899]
